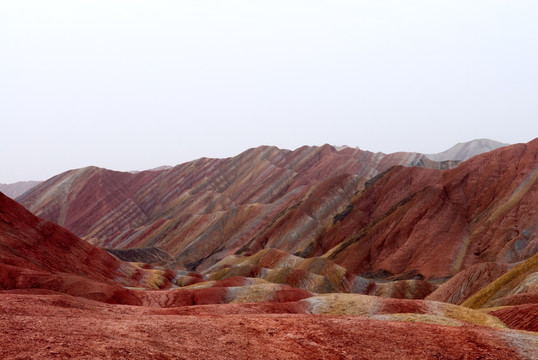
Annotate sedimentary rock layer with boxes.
[324,139,538,279]
[16,140,538,280]
[17,145,451,271]
[463,252,538,309]
[207,248,436,298]
[0,192,148,287]
[426,262,511,304]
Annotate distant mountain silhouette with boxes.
[0,180,41,199]
[425,139,509,161]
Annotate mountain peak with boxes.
[425,139,509,162]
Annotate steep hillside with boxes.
[15,140,537,280]
[425,138,509,161]
[0,191,143,286]
[323,139,538,279]
[0,191,182,303]
[17,145,450,270]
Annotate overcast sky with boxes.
[1,1,537,183]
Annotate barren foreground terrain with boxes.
[2,292,537,360]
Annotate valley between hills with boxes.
[1,138,537,359]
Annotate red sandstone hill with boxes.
[17,140,537,282]
[0,191,176,303]
[17,145,453,271]
[323,139,538,279]
[0,191,141,285]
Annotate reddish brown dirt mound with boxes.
[326,139,538,279]
[207,248,437,299]
[463,252,538,309]
[426,262,510,304]
[490,304,538,332]
[137,283,313,308]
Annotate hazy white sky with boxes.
[1,1,537,183]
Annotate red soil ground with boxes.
[1,292,536,360]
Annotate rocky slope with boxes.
[462,252,538,332]
[426,262,512,304]
[17,145,453,271]
[15,140,538,281]
[0,191,142,286]
[463,252,538,309]
[323,139,538,279]
[0,191,183,303]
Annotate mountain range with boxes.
[16,139,536,279]
[1,138,505,200]
[17,144,455,271]
[1,138,537,358]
